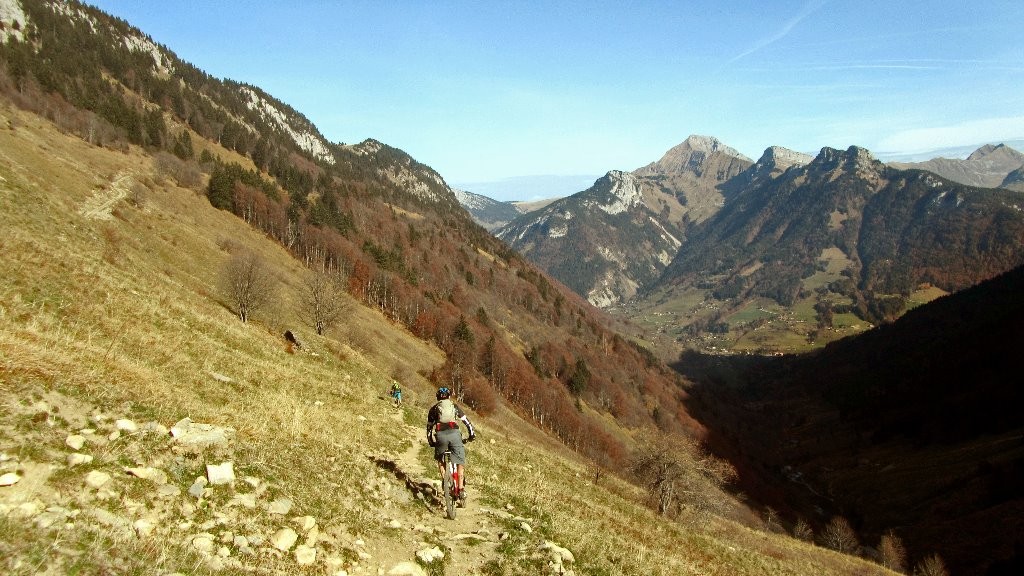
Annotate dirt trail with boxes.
[79,171,133,220]
[367,410,506,574]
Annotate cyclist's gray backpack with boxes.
[436,399,457,423]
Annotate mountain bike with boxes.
[439,442,465,520]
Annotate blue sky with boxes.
[88,1,1024,200]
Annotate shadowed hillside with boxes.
[675,264,1024,576]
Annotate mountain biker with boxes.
[389,380,402,407]
[426,387,475,506]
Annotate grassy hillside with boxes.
[0,102,899,575]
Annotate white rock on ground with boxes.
[539,540,576,564]
[115,418,138,432]
[206,462,235,485]
[84,470,111,489]
[271,527,298,551]
[170,417,233,449]
[416,546,444,564]
[67,453,93,467]
[192,533,216,554]
[125,466,168,485]
[294,544,317,565]
[65,434,86,450]
[0,472,21,486]
[188,477,207,499]
[267,497,293,515]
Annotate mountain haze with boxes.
[452,187,525,231]
[889,143,1024,189]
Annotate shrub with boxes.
[792,517,814,542]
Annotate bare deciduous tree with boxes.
[912,554,948,576]
[299,271,349,335]
[821,516,860,554]
[221,250,276,323]
[879,530,908,573]
[629,430,736,517]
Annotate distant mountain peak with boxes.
[675,134,751,160]
[755,146,813,171]
[966,142,1024,164]
[967,143,1004,160]
[635,135,752,178]
[813,145,878,169]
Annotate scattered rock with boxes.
[267,497,293,515]
[157,484,181,498]
[539,540,576,564]
[115,419,138,433]
[188,477,208,499]
[67,453,93,467]
[416,546,444,564]
[0,472,21,486]
[387,519,402,529]
[65,434,86,450]
[192,533,216,554]
[519,521,533,533]
[84,470,111,489]
[271,527,298,551]
[294,544,317,565]
[228,493,257,508]
[206,462,235,485]
[133,517,156,537]
[125,466,168,485]
[170,418,233,450]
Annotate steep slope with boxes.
[1002,164,1024,192]
[497,135,753,307]
[1,0,724,471]
[640,145,1024,354]
[453,187,524,231]
[0,101,902,576]
[675,263,1024,576]
[889,143,1024,189]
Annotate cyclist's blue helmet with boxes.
[436,387,451,400]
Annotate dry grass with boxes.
[0,101,897,575]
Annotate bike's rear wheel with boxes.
[442,459,456,519]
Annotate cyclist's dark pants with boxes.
[434,428,466,465]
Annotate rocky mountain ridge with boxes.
[496,135,753,307]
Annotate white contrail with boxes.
[728,0,828,64]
